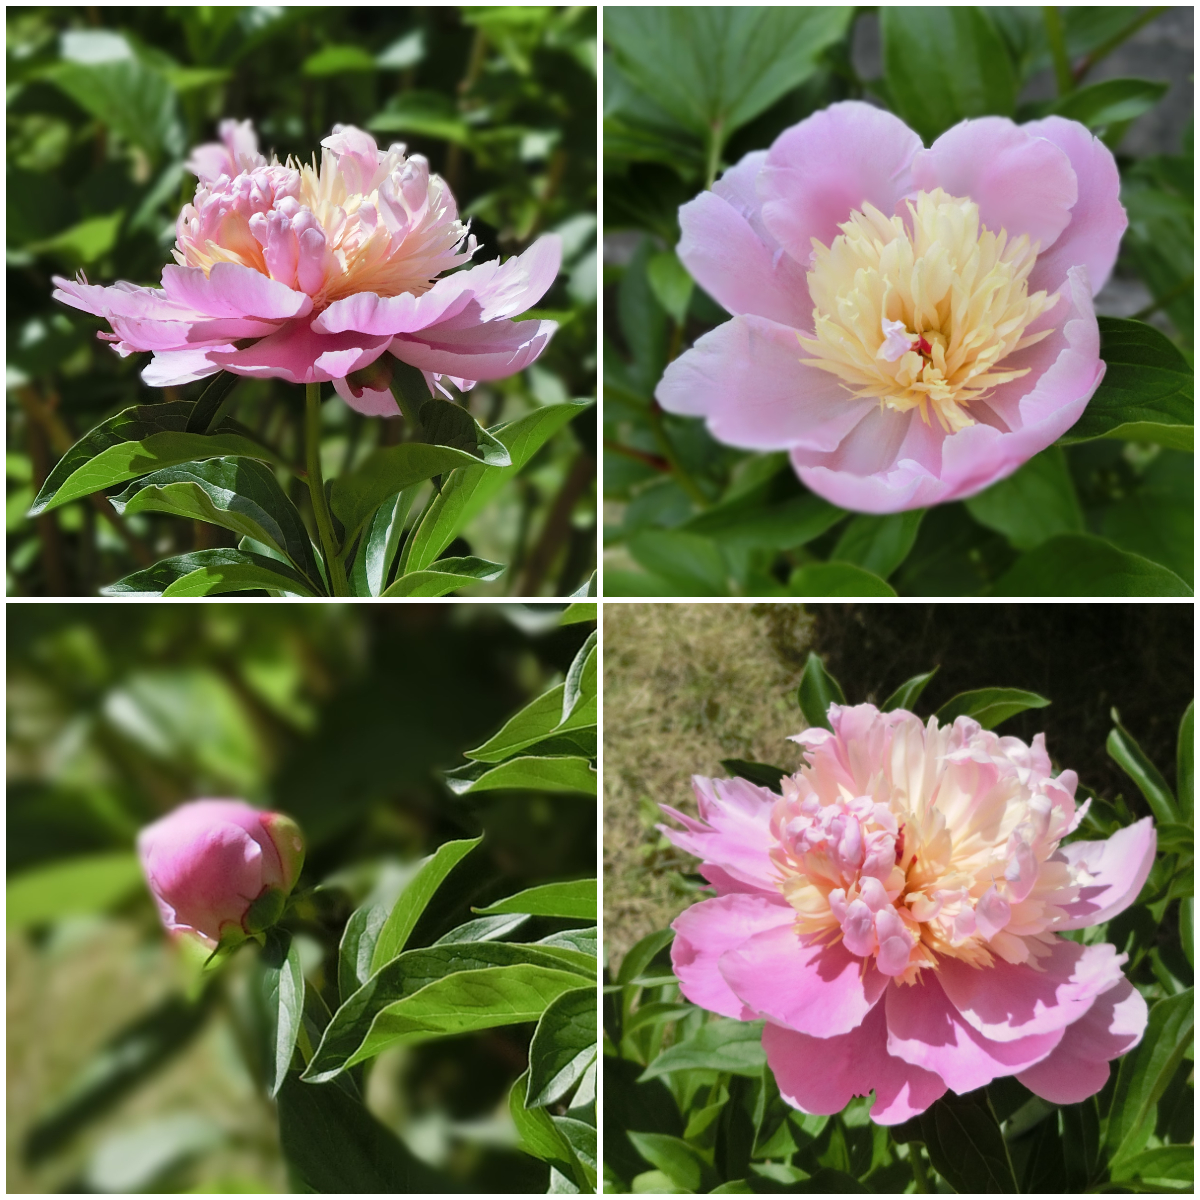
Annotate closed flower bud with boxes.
[137,800,305,948]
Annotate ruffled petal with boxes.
[656,314,876,453]
[207,323,392,384]
[718,925,888,1037]
[389,318,557,383]
[1016,977,1148,1104]
[670,893,796,1020]
[1055,817,1157,930]
[160,262,312,321]
[764,1001,947,1125]
[936,938,1127,1044]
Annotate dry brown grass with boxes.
[602,603,814,971]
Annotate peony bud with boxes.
[137,800,305,948]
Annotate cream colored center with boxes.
[798,189,1058,433]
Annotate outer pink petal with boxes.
[765,1001,947,1124]
[161,263,312,321]
[53,276,195,322]
[885,972,1062,1093]
[670,893,796,1020]
[389,318,557,382]
[936,938,1127,1044]
[795,267,1102,512]
[718,926,888,1037]
[759,101,923,265]
[142,347,228,388]
[208,323,393,384]
[655,314,876,453]
[911,117,1078,253]
[332,376,401,416]
[1016,977,1148,1104]
[1023,116,1127,296]
[659,775,779,891]
[107,314,286,352]
[1055,818,1157,930]
[677,153,812,327]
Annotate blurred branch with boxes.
[1042,8,1073,96]
[1131,273,1193,321]
[1073,6,1170,84]
[603,439,670,474]
[517,450,595,594]
[16,392,69,595]
[647,400,710,508]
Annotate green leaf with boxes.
[475,880,597,921]
[444,756,597,797]
[370,837,481,974]
[832,510,925,579]
[277,1075,445,1192]
[383,555,504,597]
[302,43,378,76]
[329,443,492,546]
[1107,710,1179,824]
[562,630,598,723]
[627,1131,712,1193]
[349,487,417,597]
[1112,1145,1195,1185]
[308,942,591,1082]
[1061,318,1193,449]
[101,549,317,597]
[881,7,1016,143]
[29,401,271,516]
[797,652,846,732]
[261,929,304,1099]
[24,992,211,1163]
[604,8,853,145]
[27,212,123,268]
[1178,701,1194,821]
[904,1090,1017,1192]
[6,851,142,927]
[467,684,569,763]
[338,899,391,1004]
[367,90,472,145]
[1045,77,1170,130]
[639,1020,767,1080]
[628,529,729,595]
[561,601,597,625]
[934,687,1049,730]
[528,987,597,1107]
[1107,989,1194,1166]
[510,1069,581,1173]
[647,251,694,325]
[993,533,1192,596]
[718,759,789,792]
[787,562,897,596]
[555,1117,598,1192]
[680,491,845,552]
[403,399,590,574]
[339,963,588,1070]
[617,929,675,987]
[964,447,1084,550]
[881,668,939,714]
[431,913,529,946]
[110,457,322,585]
[1100,491,1194,588]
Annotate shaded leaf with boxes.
[528,987,597,1107]
[719,760,789,793]
[992,533,1192,597]
[797,652,846,732]
[261,929,304,1099]
[444,756,597,797]
[639,1020,767,1080]
[101,548,317,597]
[935,687,1049,730]
[382,555,505,597]
[881,668,939,714]
[475,879,596,921]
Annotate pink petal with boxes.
[885,972,1062,1093]
[910,117,1078,253]
[670,893,795,1020]
[1016,977,1148,1104]
[161,262,313,321]
[389,318,557,383]
[936,938,1127,1044]
[764,1000,947,1125]
[759,101,923,267]
[141,347,229,388]
[1023,116,1127,296]
[106,314,286,352]
[332,376,401,417]
[718,925,888,1037]
[208,323,393,384]
[1055,817,1157,930]
[655,314,876,453]
[677,152,812,327]
[53,276,194,322]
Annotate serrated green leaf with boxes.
[935,687,1049,730]
[475,879,596,921]
[370,837,481,974]
[797,652,846,732]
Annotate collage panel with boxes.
[602,601,1194,1193]
[602,6,1192,600]
[8,601,597,1192]
[9,6,596,600]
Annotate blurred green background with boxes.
[7,602,597,1192]
[603,6,1193,597]
[7,5,597,596]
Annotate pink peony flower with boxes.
[52,120,561,416]
[656,102,1127,513]
[137,799,305,948]
[661,703,1155,1124]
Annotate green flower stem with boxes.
[646,400,710,508]
[304,382,349,596]
[1042,7,1074,96]
[910,1146,930,1193]
[705,119,725,189]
